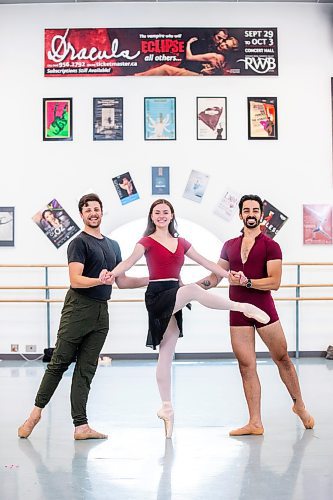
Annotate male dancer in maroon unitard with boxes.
[200,194,314,435]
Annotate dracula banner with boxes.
[44,28,278,77]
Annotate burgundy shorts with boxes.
[230,294,279,329]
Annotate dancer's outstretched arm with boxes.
[186,247,230,279]
[196,258,229,289]
[111,243,145,278]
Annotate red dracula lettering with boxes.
[141,39,185,54]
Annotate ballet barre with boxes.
[1,262,333,358]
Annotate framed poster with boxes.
[93,97,123,141]
[331,78,333,182]
[260,200,288,239]
[197,97,227,140]
[183,170,209,203]
[43,98,73,141]
[144,97,176,140]
[0,207,14,247]
[303,204,332,245]
[247,97,277,140]
[152,167,170,195]
[112,172,139,205]
[32,199,79,248]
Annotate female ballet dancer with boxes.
[110,199,269,438]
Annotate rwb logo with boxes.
[237,57,276,74]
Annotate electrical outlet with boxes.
[11,344,19,352]
[25,345,37,352]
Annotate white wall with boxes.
[0,2,333,354]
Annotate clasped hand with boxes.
[228,270,248,286]
[99,269,115,285]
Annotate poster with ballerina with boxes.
[112,172,139,205]
[144,97,176,140]
[197,97,227,140]
[303,204,332,245]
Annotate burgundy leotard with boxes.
[138,236,191,280]
[220,232,282,327]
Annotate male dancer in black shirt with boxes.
[18,193,148,440]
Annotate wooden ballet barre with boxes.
[1,297,333,303]
[0,298,145,303]
[1,262,333,267]
[1,283,333,291]
[0,286,68,290]
[275,297,333,301]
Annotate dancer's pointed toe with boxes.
[18,416,41,439]
[157,402,174,439]
[244,304,270,325]
[292,405,315,429]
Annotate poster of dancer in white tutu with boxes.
[260,200,288,239]
[32,199,80,248]
[44,28,278,77]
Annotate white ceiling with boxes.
[0,0,332,4]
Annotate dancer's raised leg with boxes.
[156,316,179,438]
[173,284,269,324]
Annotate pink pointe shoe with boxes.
[243,304,270,325]
[157,402,174,439]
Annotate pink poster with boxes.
[303,204,332,245]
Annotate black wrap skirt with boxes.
[145,280,183,350]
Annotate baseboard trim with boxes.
[0,351,329,361]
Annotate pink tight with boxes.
[156,284,251,402]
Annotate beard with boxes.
[84,217,101,228]
[244,217,260,229]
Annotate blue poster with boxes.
[144,97,176,140]
[152,167,170,195]
[112,172,139,205]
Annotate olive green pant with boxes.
[35,289,109,427]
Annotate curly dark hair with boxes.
[78,193,103,213]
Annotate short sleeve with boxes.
[110,239,122,266]
[181,238,192,253]
[220,241,229,261]
[266,238,282,261]
[67,237,86,265]
[137,236,151,250]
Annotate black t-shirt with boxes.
[67,231,122,301]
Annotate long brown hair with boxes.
[143,199,178,237]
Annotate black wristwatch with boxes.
[245,278,252,288]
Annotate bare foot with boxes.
[18,415,41,438]
[229,424,264,436]
[74,424,108,440]
[292,405,315,429]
